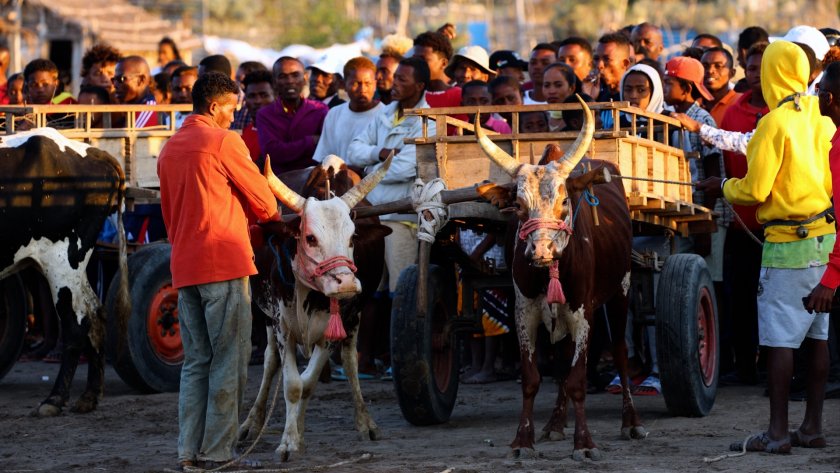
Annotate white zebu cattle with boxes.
[0,128,129,415]
[238,156,392,461]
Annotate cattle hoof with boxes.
[30,402,62,418]
[70,392,99,414]
[539,429,566,442]
[572,448,602,461]
[625,425,648,440]
[363,427,382,441]
[509,447,540,459]
[279,450,291,463]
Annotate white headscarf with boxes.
[619,64,664,114]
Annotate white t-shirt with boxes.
[313,102,384,163]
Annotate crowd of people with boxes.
[6,19,840,468]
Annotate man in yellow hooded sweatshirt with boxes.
[699,40,834,454]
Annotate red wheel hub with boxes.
[146,283,183,364]
[696,287,717,386]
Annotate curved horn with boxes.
[475,112,520,176]
[555,94,595,175]
[340,151,394,209]
[264,155,306,214]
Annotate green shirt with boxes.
[761,234,834,269]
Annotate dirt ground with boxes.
[1,360,839,473]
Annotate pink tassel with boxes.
[546,261,566,305]
[324,298,347,341]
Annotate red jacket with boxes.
[821,127,840,289]
[719,91,769,232]
[158,114,279,288]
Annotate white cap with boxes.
[783,25,830,61]
[307,58,340,76]
[444,45,495,78]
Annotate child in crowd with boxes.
[462,80,511,133]
[519,111,549,133]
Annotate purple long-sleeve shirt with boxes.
[256,98,329,174]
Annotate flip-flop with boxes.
[631,374,661,396]
[790,429,826,448]
[606,374,623,394]
[729,432,791,454]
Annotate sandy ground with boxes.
[1,360,839,473]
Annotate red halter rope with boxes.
[299,253,357,341]
[517,216,573,305]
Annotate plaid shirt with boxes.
[673,103,731,225]
[231,106,253,130]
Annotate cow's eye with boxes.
[305,234,317,246]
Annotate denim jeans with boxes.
[177,277,252,463]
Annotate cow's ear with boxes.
[477,181,513,208]
[259,217,300,239]
[354,224,392,243]
[566,166,612,193]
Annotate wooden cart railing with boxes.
[0,104,192,203]
[404,102,716,236]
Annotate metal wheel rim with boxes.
[146,283,183,364]
[697,287,716,387]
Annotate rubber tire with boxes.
[391,264,459,425]
[0,275,27,381]
[655,253,719,417]
[106,243,181,393]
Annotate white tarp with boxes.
[202,35,370,74]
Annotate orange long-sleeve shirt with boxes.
[158,114,279,288]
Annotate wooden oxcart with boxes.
[367,102,720,425]
[0,104,190,392]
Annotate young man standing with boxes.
[158,71,279,471]
[346,57,434,297]
[699,40,835,454]
[412,31,460,107]
[375,51,401,105]
[239,70,275,163]
[168,66,199,129]
[523,43,557,104]
[556,37,598,98]
[256,56,328,174]
[313,56,383,163]
[630,23,665,63]
[701,47,741,126]
[594,33,632,102]
[307,62,345,108]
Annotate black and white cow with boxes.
[238,156,392,461]
[0,128,130,416]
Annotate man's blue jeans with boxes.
[177,277,252,463]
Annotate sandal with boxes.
[729,432,791,454]
[631,374,661,396]
[176,460,197,472]
[790,429,826,448]
[605,374,627,394]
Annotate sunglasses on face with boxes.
[112,74,142,84]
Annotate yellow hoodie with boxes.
[723,40,834,243]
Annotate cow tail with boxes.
[114,165,132,351]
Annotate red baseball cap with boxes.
[665,56,713,101]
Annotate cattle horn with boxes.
[340,152,394,209]
[264,154,306,214]
[553,95,595,175]
[475,113,520,176]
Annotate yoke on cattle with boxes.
[357,102,721,425]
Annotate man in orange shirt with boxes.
[701,47,741,126]
[158,71,279,471]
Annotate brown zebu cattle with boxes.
[475,99,646,460]
[0,128,129,416]
[238,156,391,461]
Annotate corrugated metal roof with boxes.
[27,0,201,52]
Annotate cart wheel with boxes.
[0,276,27,381]
[106,243,182,393]
[391,264,459,425]
[655,253,718,417]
